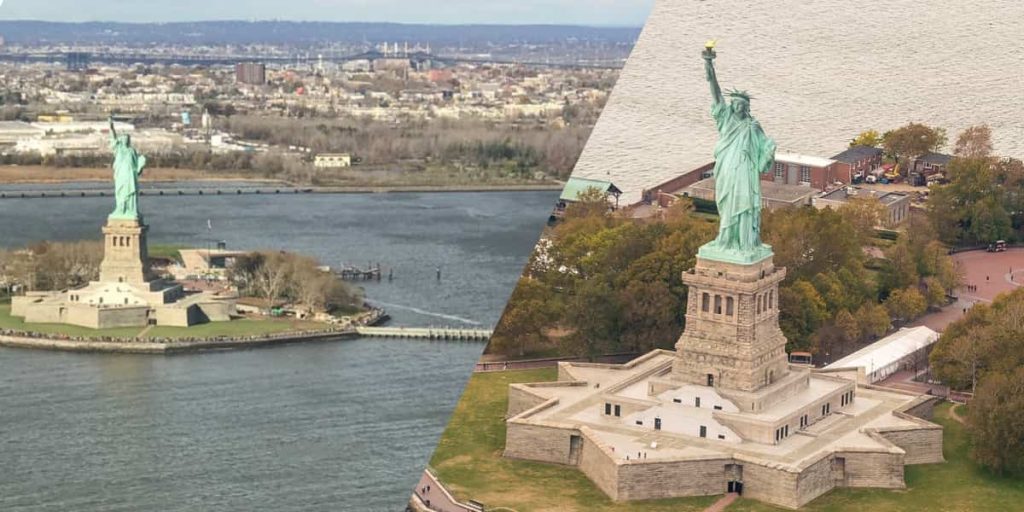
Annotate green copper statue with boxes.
[698,42,776,264]
[108,118,146,220]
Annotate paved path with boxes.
[704,492,739,512]
[911,248,1024,333]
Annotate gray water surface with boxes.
[0,190,556,512]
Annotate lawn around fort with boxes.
[430,369,1024,512]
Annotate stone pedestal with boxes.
[672,254,790,394]
[99,217,151,286]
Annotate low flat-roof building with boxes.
[314,153,352,168]
[767,153,843,191]
[825,327,939,384]
[814,186,911,227]
[683,177,817,211]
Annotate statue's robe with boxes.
[709,101,776,252]
[110,137,147,219]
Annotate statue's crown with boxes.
[727,88,752,101]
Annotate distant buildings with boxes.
[314,153,353,169]
[235,62,267,85]
[66,52,90,71]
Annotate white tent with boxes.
[825,326,939,383]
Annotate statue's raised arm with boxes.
[108,117,118,142]
[703,41,724,106]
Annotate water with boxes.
[0,190,557,511]
[574,0,1024,203]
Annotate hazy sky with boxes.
[0,0,654,26]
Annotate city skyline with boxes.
[0,0,653,27]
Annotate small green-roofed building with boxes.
[551,177,623,221]
[559,177,623,203]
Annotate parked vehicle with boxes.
[987,240,1008,252]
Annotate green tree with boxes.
[489,278,561,358]
[884,287,927,325]
[850,129,883,148]
[967,367,1024,475]
[928,157,1012,245]
[855,302,891,340]
[779,280,828,351]
[882,123,947,169]
[835,308,860,343]
[954,124,994,159]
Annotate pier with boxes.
[355,326,492,341]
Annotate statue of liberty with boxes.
[698,42,776,263]
[108,117,146,220]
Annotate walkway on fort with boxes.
[704,493,739,512]
[410,469,483,512]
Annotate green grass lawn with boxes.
[430,370,1024,512]
[144,318,329,339]
[0,304,329,340]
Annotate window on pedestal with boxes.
[769,290,774,310]
[702,293,710,313]
[726,297,734,316]
[714,295,722,315]
[699,425,706,438]
[757,295,763,314]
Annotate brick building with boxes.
[830,145,884,183]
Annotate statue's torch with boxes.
[703,40,717,60]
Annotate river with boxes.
[0,189,556,511]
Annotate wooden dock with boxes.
[355,326,492,342]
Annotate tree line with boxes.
[0,241,103,292]
[221,115,592,180]
[930,288,1024,476]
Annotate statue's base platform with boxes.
[697,242,774,266]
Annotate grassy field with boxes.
[144,317,328,339]
[430,369,1024,512]
[0,304,329,340]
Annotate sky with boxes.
[0,0,654,26]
